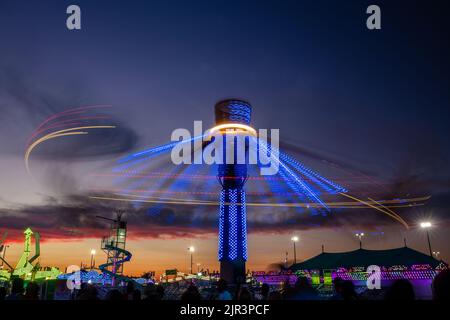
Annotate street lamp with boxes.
[355,233,365,249]
[420,221,433,256]
[433,251,440,259]
[188,246,195,274]
[291,236,299,264]
[90,249,96,269]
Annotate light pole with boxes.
[291,236,299,264]
[355,233,364,249]
[433,251,440,259]
[188,246,195,274]
[90,249,96,270]
[420,221,433,256]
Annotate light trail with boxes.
[257,138,329,210]
[90,195,215,206]
[25,132,88,173]
[322,158,388,192]
[280,151,348,193]
[25,125,116,174]
[89,196,428,209]
[106,117,423,229]
[91,187,429,204]
[368,197,410,229]
[116,134,205,165]
[91,171,380,183]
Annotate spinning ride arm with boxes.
[98,244,134,284]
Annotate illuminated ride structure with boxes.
[97,214,133,286]
[106,99,348,284]
[91,99,431,285]
[0,228,61,281]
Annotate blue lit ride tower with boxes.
[215,99,252,284]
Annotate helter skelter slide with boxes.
[97,214,134,286]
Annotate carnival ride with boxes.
[24,105,118,176]
[21,101,431,284]
[56,214,142,286]
[87,99,430,283]
[97,213,135,286]
[0,228,61,281]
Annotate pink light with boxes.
[27,115,110,146]
[31,105,112,138]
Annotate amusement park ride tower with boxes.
[214,99,252,284]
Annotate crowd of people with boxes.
[1,269,450,301]
[0,278,41,300]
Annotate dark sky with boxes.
[0,0,449,271]
[1,0,449,164]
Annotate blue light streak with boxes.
[280,151,348,193]
[218,188,248,261]
[228,189,238,260]
[116,135,204,165]
[218,190,225,260]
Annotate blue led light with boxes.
[129,164,186,210]
[256,138,330,211]
[280,151,348,193]
[277,167,325,215]
[218,188,248,262]
[117,142,177,164]
[240,190,248,260]
[227,102,251,124]
[116,135,204,166]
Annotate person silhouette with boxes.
[433,269,450,300]
[181,284,202,301]
[385,279,415,300]
[6,278,24,300]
